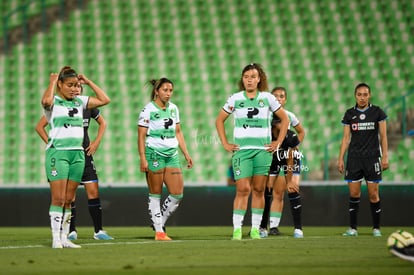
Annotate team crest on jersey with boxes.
[50,168,58,177]
[258,99,265,107]
[359,114,366,120]
[170,108,176,118]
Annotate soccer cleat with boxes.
[269,227,281,236]
[293,229,304,238]
[259,228,268,238]
[250,228,261,240]
[390,245,414,262]
[52,240,63,249]
[232,228,242,240]
[373,228,382,237]
[62,240,81,248]
[155,232,172,241]
[94,230,114,240]
[343,228,358,236]
[67,231,78,241]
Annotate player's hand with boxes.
[77,74,90,85]
[337,159,344,174]
[185,154,193,169]
[223,143,239,153]
[49,73,59,83]
[140,159,149,172]
[381,157,389,171]
[85,141,99,156]
[265,141,280,153]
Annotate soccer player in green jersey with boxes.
[41,66,110,248]
[215,63,289,240]
[138,78,193,241]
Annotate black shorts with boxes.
[345,156,382,183]
[269,149,301,176]
[81,153,98,184]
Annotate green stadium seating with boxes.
[0,0,413,185]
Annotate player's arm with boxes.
[41,73,59,109]
[293,123,305,143]
[138,126,149,172]
[337,124,351,174]
[215,109,239,152]
[378,120,389,170]
[78,74,111,109]
[270,108,289,152]
[176,123,193,169]
[86,115,107,156]
[35,116,49,144]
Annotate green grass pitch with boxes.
[1,226,413,274]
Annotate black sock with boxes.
[370,201,381,229]
[288,192,302,230]
[70,201,77,232]
[88,198,103,233]
[348,197,360,230]
[260,187,273,229]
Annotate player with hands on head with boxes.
[137,77,193,241]
[41,66,110,248]
[215,63,289,240]
[338,83,388,237]
[36,84,113,241]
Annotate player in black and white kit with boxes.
[338,83,389,237]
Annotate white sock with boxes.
[269,212,282,228]
[148,194,163,232]
[49,205,63,242]
[60,209,72,242]
[251,208,264,230]
[233,209,246,230]
[161,194,183,226]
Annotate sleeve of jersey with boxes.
[138,108,150,127]
[378,108,387,121]
[288,112,300,127]
[79,95,89,109]
[91,108,100,120]
[222,95,235,114]
[341,111,351,125]
[175,106,180,124]
[268,93,281,112]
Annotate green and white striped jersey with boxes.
[44,95,89,150]
[138,101,180,157]
[223,91,281,150]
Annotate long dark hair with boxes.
[238,63,268,91]
[148,78,174,100]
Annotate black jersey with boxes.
[82,108,100,149]
[341,104,387,158]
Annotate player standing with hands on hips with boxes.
[41,66,110,248]
[138,78,193,241]
[215,63,289,240]
[338,83,388,237]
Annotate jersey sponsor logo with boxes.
[242,123,262,129]
[246,107,259,118]
[352,122,375,131]
[163,118,173,129]
[68,108,78,117]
